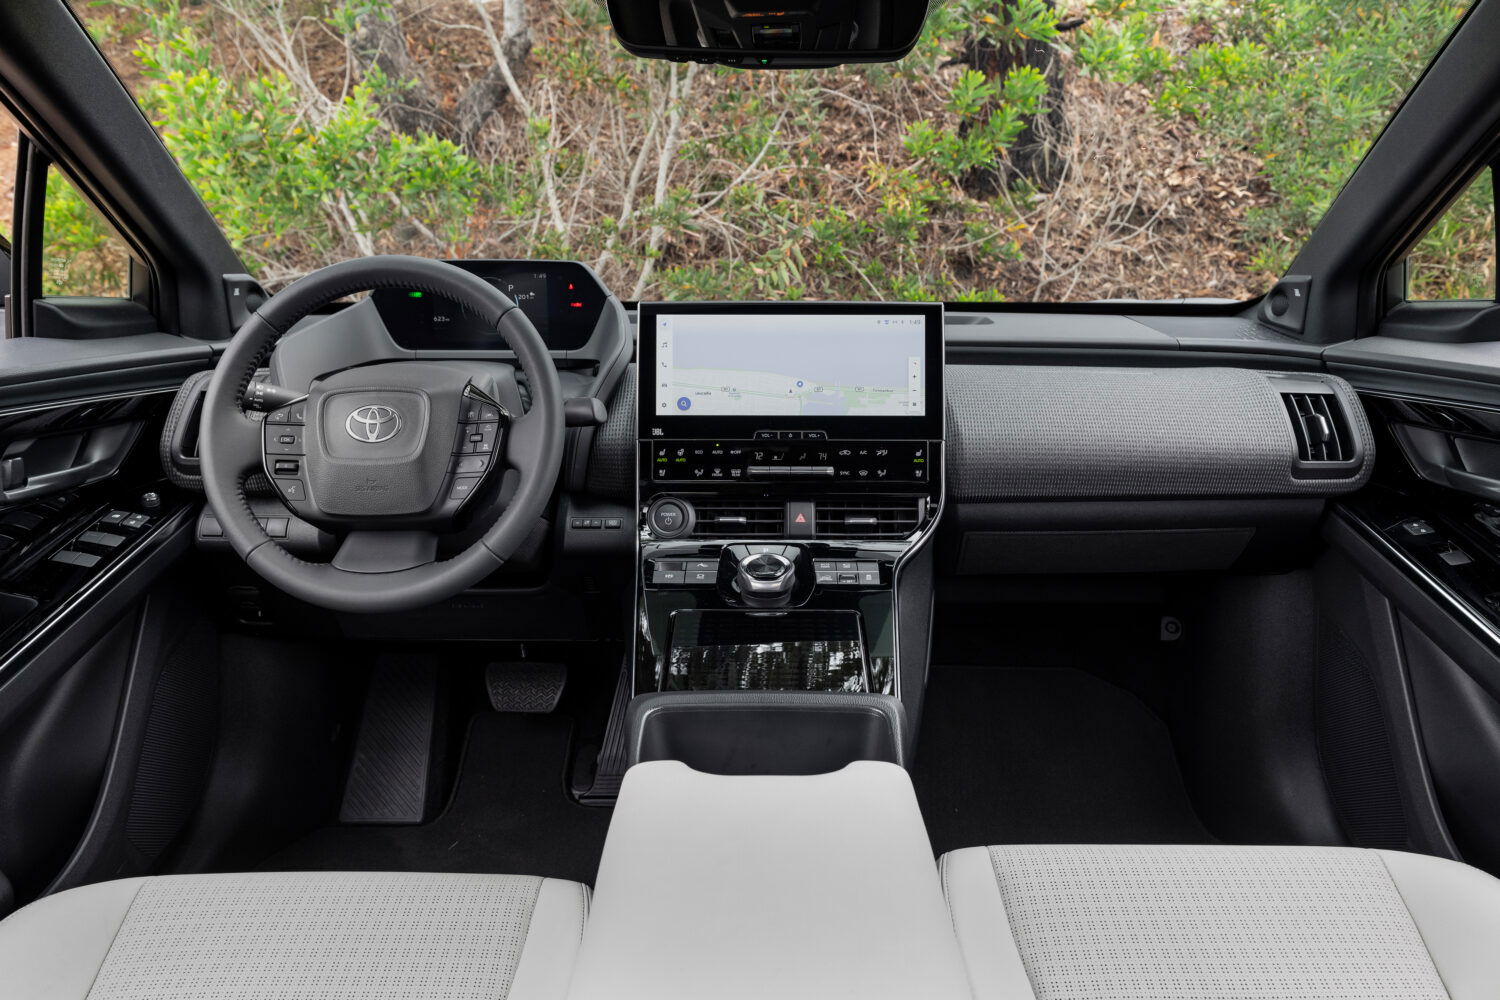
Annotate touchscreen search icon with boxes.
[677,397,692,411]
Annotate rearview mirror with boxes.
[606,0,934,69]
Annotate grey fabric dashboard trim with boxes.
[946,365,1374,501]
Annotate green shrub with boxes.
[1072,0,1473,274]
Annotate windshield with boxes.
[69,0,1473,302]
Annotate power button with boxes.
[647,498,693,538]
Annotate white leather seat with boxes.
[0,870,588,999]
[942,843,1500,1000]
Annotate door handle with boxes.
[0,422,143,505]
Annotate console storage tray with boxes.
[625,691,904,774]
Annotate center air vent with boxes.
[816,499,924,539]
[1282,391,1353,463]
[690,501,784,538]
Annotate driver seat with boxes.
[0,871,587,999]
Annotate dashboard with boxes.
[175,255,1381,658]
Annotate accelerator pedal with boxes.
[485,661,567,713]
[339,655,438,825]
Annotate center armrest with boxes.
[566,760,970,1000]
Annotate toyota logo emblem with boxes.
[346,404,402,443]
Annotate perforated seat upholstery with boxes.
[0,871,588,1000]
[941,844,1500,1000]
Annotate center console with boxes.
[633,302,944,724]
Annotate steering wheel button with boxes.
[457,421,499,454]
[454,455,490,474]
[277,479,307,502]
[478,403,502,421]
[449,476,483,501]
[265,426,305,455]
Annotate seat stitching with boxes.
[986,847,1044,1000]
[1374,850,1456,1000]
[82,879,149,1000]
[938,855,979,1000]
[500,876,549,1000]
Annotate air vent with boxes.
[1282,392,1353,463]
[690,501,784,538]
[816,499,924,539]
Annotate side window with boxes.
[1,104,14,253]
[1407,167,1497,301]
[41,167,132,298]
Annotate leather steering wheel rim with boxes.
[199,255,565,614]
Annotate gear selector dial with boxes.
[735,550,797,607]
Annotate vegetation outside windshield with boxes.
[59,0,1479,303]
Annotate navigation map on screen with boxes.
[652,313,925,417]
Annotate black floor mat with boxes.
[913,666,1213,854]
[260,712,612,885]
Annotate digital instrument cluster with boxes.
[373,259,610,352]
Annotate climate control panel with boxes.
[645,438,934,485]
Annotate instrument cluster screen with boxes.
[374,260,608,352]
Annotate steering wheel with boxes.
[199,256,564,614]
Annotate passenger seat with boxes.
[941,844,1500,999]
[0,870,587,999]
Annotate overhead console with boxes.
[634,302,943,701]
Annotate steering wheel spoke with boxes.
[503,407,549,473]
[219,409,273,482]
[332,530,440,573]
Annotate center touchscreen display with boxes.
[638,302,943,438]
[651,312,925,418]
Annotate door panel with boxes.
[1328,385,1500,875]
[0,379,201,911]
[0,611,133,903]
[1399,620,1500,875]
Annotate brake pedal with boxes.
[485,661,566,713]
